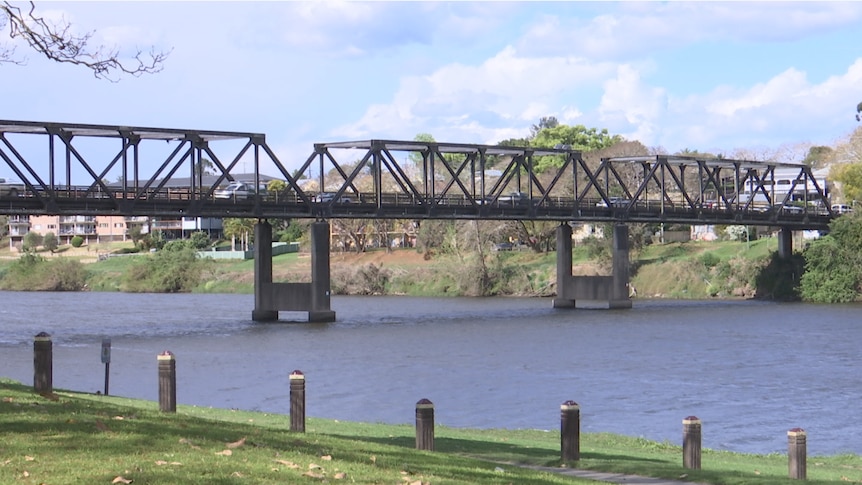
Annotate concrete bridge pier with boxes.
[777,227,793,259]
[252,220,336,323]
[553,223,632,310]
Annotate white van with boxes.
[831,204,853,215]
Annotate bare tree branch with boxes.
[0,1,169,81]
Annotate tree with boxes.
[195,158,215,180]
[530,124,623,172]
[530,116,559,138]
[801,146,834,168]
[857,101,862,122]
[22,230,42,251]
[42,231,58,253]
[800,212,862,302]
[0,1,169,81]
[223,218,255,251]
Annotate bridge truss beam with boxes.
[0,120,833,229]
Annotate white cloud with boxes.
[335,45,616,141]
[516,2,862,59]
[598,65,667,145]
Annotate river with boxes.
[0,292,859,456]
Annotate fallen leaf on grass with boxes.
[231,471,244,477]
[303,471,325,479]
[21,471,29,478]
[333,472,347,479]
[178,438,201,450]
[275,460,300,469]
[308,463,322,470]
[320,455,332,461]
[370,455,376,464]
[2,397,12,402]
[226,437,246,449]
[215,449,233,456]
[111,476,133,484]
[24,456,34,461]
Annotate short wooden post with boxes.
[683,416,702,469]
[788,428,807,479]
[415,398,435,451]
[157,351,176,413]
[289,370,306,432]
[560,400,580,462]
[33,332,53,394]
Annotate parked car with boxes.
[772,204,804,214]
[832,204,853,215]
[314,192,354,203]
[0,177,24,197]
[214,181,264,199]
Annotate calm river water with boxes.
[1,292,859,456]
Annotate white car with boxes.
[214,181,262,199]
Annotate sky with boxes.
[3,1,862,173]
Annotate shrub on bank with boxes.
[123,246,211,293]
[0,253,89,291]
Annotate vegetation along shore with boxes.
[1,210,861,302]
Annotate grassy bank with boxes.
[0,236,790,298]
[2,379,860,484]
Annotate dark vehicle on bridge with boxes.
[0,177,24,197]
[496,192,533,206]
[314,192,354,203]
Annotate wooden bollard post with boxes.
[33,332,53,394]
[788,428,807,479]
[157,351,176,413]
[415,398,435,451]
[289,370,306,432]
[560,400,580,462]
[683,416,702,469]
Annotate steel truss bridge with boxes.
[0,120,834,230]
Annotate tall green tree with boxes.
[530,124,623,173]
[223,218,255,251]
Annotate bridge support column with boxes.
[308,221,336,322]
[252,221,278,322]
[777,227,793,259]
[553,223,631,310]
[553,223,575,308]
[252,220,336,323]
[610,224,632,309]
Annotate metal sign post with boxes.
[101,338,111,395]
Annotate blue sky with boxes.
[3,1,862,172]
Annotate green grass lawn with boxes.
[2,379,860,484]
